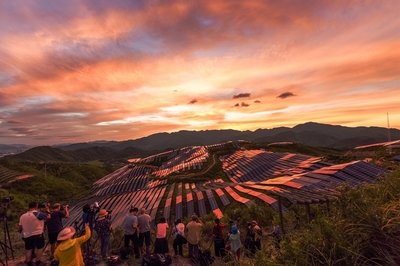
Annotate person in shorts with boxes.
[47,203,69,258]
[19,202,50,266]
[122,207,140,258]
[137,208,152,256]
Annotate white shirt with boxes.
[19,210,45,238]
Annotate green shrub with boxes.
[272,168,400,265]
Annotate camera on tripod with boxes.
[1,196,14,205]
[0,196,13,219]
[0,195,14,264]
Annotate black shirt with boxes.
[47,210,66,233]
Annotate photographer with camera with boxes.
[82,202,99,230]
[19,202,50,266]
[94,209,112,260]
[47,203,69,258]
[54,223,91,266]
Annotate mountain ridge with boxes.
[2,122,400,161]
[58,122,400,151]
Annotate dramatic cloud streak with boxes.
[233,93,251,99]
[0,0,399,144]
[277,92,296,99]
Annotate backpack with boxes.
[192,249,215,266]
[107,255,122,266]
[142,254,172,266]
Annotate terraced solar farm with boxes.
[0,165,32,185]
[68,142,385,228]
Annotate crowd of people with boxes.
[18,202,70,265]
[18,201,282,266]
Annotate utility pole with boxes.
[387,112,392,155]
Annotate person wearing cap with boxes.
[54,223,91,266]
[94,209,112,259]
[186,214,203,259]
[47,203,69,258]
[228,219,237,234]
[228,225,242,262]
[245,220,262,255]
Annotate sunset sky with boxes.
[1,0,399,145]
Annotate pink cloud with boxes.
[0,1,399,144]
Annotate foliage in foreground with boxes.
[257,167,400,265]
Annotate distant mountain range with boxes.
[58,122,400,151]
[0,144,31,157]
[2,122,399,162]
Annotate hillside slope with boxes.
[3,145,149,163]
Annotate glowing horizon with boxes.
[1,1,399,145]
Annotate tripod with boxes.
[0,213,14,266]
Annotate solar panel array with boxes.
[221,150,327,183]
[67,147,385,229]
[0,165,30,184]
[152,146,209,177]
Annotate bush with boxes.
[272,168,400,265]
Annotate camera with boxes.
[39,202,51,211]
[0,196,13,218]
[83,202,100,215]
[60,204,69,211]
[1,196,14,204]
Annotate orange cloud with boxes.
[0,1,399,144]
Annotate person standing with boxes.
[268,225,282,250]
[186,214,203,259]
[19,202,50,266]
[54,223,91,266]
[212,218,226,257]
[94,209,112,260]
[154,217,169,255]
[47,203,69,258]
[228,219,237,234]
[228,225,242,262]
[122,207,140,258]
[251,220,262,251]
[137,208,152,256]
[172,219,186,257]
